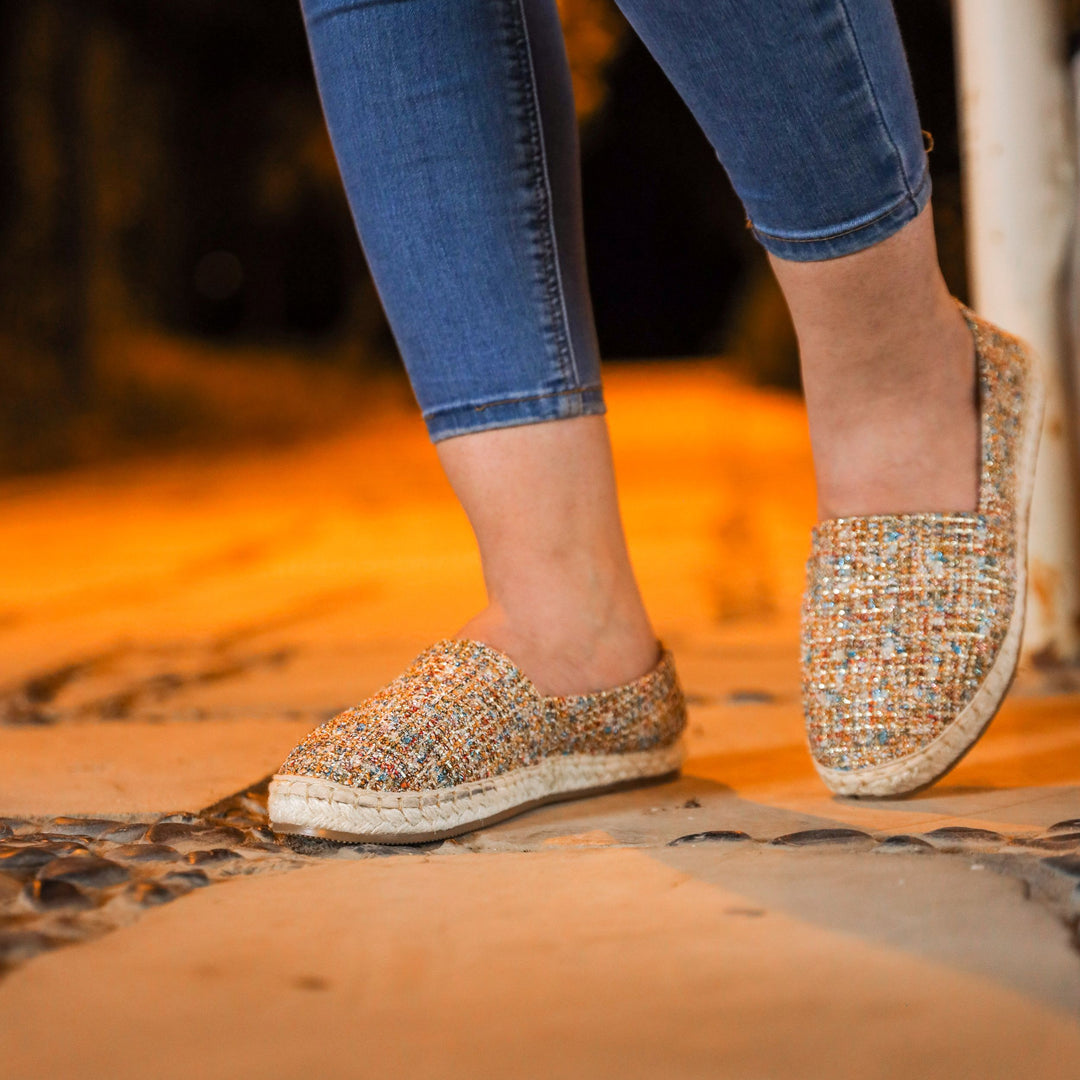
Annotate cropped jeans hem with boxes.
[425,384,606,442]
[751,167,931,262]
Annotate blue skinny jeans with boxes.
[301,0,930,440]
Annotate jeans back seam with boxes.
[471,384,602,412]
[836,0,921,206]
[506,0,582,390]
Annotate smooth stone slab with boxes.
[1,849,1078,1080]
[0,718,313,818]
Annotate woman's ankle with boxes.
[769,208,979,520]
[457,600,659,697]
[805,300,978,519]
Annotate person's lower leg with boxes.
[611,1,974,518]
[301,0,657,694]
[769,205,977,520]
[439,417,658,696]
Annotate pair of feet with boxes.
[268,305,1043,844]
[458,286,980,703]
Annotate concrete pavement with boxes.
[1,363,1078,1078]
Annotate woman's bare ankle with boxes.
[456,601,659,697]
[808,303,978,519]
[436,415,660,695]
[769,206,980,520]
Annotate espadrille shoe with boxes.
[268,639,686,843]
[802,305,1044,797]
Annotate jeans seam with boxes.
[472,384,601,411]
[423,384,603,421]
[752,172,928,244]
[507,0,581,388]
[836,0,919,205]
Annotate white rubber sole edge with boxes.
[816,352,1046,798]
[268,740,686,844]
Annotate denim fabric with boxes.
[615,0,930,260]
[301,0,929,440]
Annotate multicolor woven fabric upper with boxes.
[280,639,686,792]
[802,307,1032,772]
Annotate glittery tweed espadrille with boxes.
[268,639,686,843]
[802,305,1044,797]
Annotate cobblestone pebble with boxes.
[668,830,752,846]
[770,829,875,848]
[0,930,50,965]
[1047,819,1080,834]
[725,690,775,705]
[37,855,130,889]
[110,843,181,863]
[185,848,241,866]
[0,844,72,874]
[146,822,245,847]
[1042,854,1080,879]
[47,818,124,839]
[0,873,22,902]
[10,834,90,848]
[1011,832,1080,851]
[25,879,93,911]
[3,838,86,854]
[98,822,150,843]
[162,869,210,890]
[281,834,399,857]
[244,826,283,849]
[0,778,292,977]
[922,827,1003,850]
[875,835,934,852]
[126,881,176,907]
[154,813,201,826]
[206,800,267,828]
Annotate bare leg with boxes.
[437,416,659,697]
[770,205,977,521]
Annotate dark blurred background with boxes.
[0,0,964,473]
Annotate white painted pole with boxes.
[953,0,1080,662]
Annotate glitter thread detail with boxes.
[279,640,686,793]
[801,306,1033,772]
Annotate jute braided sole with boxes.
[815,347,1045,798]
[268,740,685,843]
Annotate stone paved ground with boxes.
[1,365,1079,1078]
